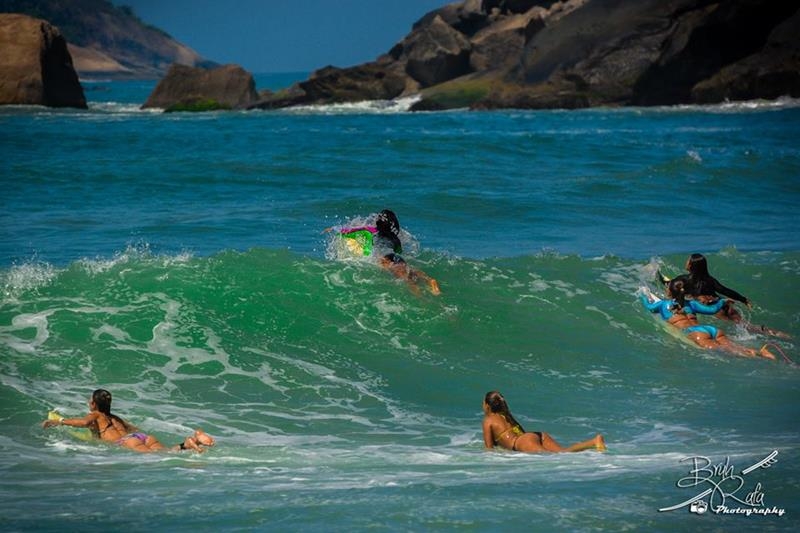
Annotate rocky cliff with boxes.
[0,13,86,107]
[252,0,800,111]
[0,0,215,78]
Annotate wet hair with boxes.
[686,253,709,278]
[92,389,113,414]
[686,253,715,296]
[484,391,524,432]
[383,253,405,265]
[667,278,687,311]
[376,210,402,253]
[91,388,132,436]
[376,209,400,236]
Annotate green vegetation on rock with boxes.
[164,99,231,113]
[415,78,498,110]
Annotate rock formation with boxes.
[0,13,86,108]
[689,6,800,103]
[254,0,800,111]
[142,64,259,111]
[1,0,214,79]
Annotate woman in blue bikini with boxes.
[42,389,215,453]
[482,391,606,453]
[642,279,775,360]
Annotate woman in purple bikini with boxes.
[42,388,215,453]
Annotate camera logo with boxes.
[690,501,708,515]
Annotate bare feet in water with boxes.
[180,429,215,453]
[594,434,607,452]
[428,279,441,295]
[758,345,777,360]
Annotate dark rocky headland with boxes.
[1,0,798,111]
[252,0,800,111]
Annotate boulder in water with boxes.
[0,13,86,108]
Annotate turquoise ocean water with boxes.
[1,73,799,531]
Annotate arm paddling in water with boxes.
[42,388,215,453]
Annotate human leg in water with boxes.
[687,329,776,360]
[513,431,606,453]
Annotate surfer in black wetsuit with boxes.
[684,253,750,309]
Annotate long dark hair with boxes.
[686,253,710,279]
[484,391,524,432]
[686,253,714,295]
[376,209,400,237]
[91,389,133,436]
[376,209,402,253]
[668,278,688,312]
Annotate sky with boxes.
[114,0,449,73]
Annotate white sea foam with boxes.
[87,101,161,115]
[280,94,422,115]
[0,310,54,354]
[1,260,58,301]
[664,96,800,114]
[323,214,420,263]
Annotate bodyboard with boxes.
[48,411,93,442]
[340,229,374,257]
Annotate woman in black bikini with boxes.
[42,389,215,453]
[482,391,605,453]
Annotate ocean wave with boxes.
[662,96,800,114]
[75,243,194,275]
[1,260,58,300]
[279,95,422,115]
[87,101,161,115]
[1,248,796,410]
[5,94,799,121]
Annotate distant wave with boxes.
[275,95,800,116]
[278,94,423,115]
[668,96,800,113]
[88,101,161,114]
[12,93,799,118]
[79,95,424,116]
